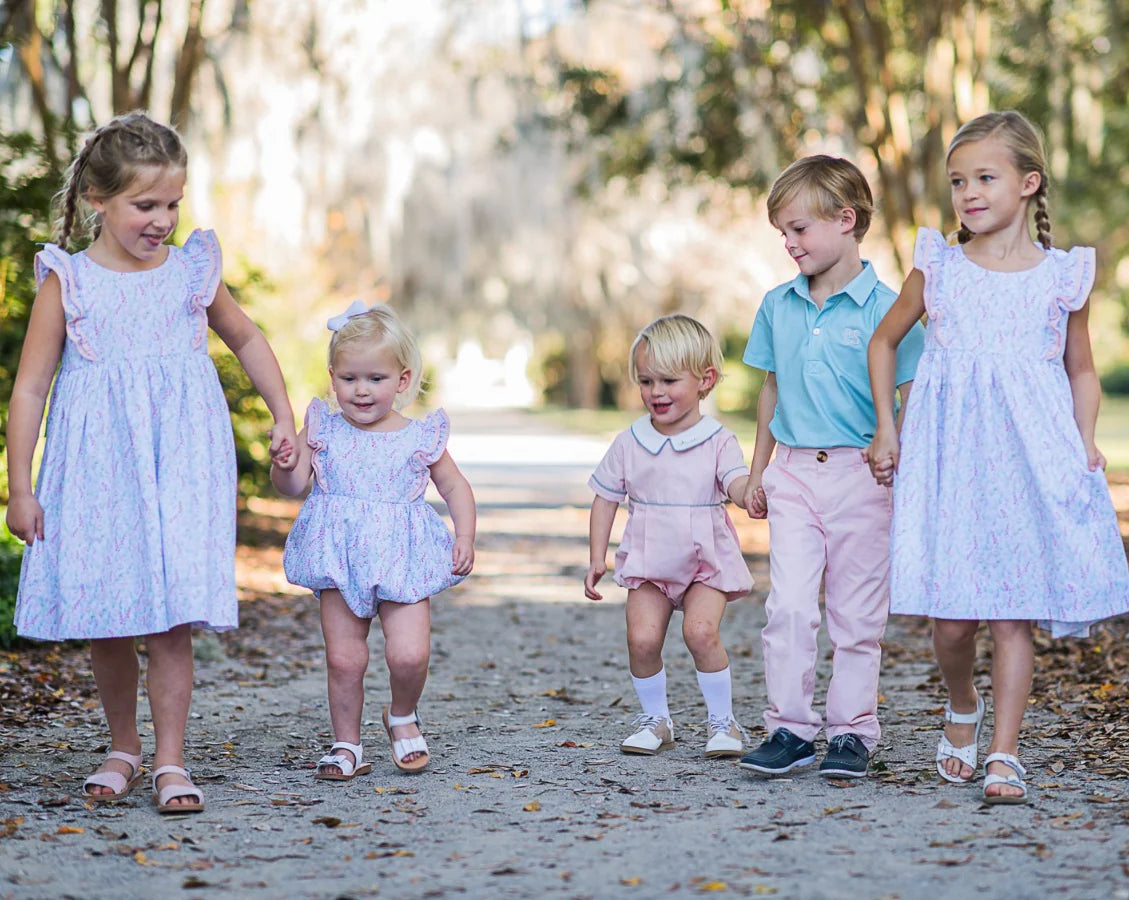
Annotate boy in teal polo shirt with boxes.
[739,156,924,778]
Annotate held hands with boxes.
[865,428,900,487]
[452,535,475,576]
[268,420,299,471]
[584,559,607,601]
[743,477,767,519]
[5,493,45,545]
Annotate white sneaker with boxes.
[704,714,747,758]
[620,714,675,755]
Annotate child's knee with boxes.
[626,628,664,661]
[325,645,369,679]
[932,618,978,645]
[682,618,722,656]
[385,642,429,677]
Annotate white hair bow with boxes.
[327,300,370,332]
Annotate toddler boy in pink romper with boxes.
[739,156,924,778]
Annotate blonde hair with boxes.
[766,155,874,241]
[948,111,1052,249]
[328,304,424,409]
[54,111,187,250]
[628,314,724,398]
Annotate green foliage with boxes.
[0,132,62,499]
[0,523,25,649]
[209,264,281,496]
[211,345,276,496]
[1101,364,1129,396]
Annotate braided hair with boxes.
[948,111,1052,250]
[54,112,188,250]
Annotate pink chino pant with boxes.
[761,445,892,750]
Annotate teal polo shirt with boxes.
[742,261,924,449]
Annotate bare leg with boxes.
[680,584,729,674]
[86,637,143,794]
[984,619,1033,799]
[145,624,196,805]
[625,583,674,678]
[320,589,373,774]
[378,599,431,763]
[932,617,981,781]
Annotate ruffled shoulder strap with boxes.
[1050,245,1096,312]
[408,409,451,494]
[180,229,223,349]
[35,244,95,361]
[912,227,949,272]
[34,243,77,292]
[305,398,331,487]
[913,227,952,317]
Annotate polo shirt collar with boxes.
[787,260,877,308]
[630,415,722,455]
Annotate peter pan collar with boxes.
[630,415,723,455]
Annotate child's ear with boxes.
[839,207,857,235]
[699,366,719,395]
[397,368,412,393]
[1021,170,1042,197]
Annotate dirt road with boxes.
[1,410,1126,899]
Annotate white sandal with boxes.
[151,765,204,814]
[936,693,985,784]
[383,707,429,772]
[982,752,1028,805]
[315,740,373,781]
[82,750,144,802]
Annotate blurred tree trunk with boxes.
[5,0,211,136]
[169,0,207,127]
[565,318,603,409]
[8,1,58,168]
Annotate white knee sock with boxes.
[631,668,670,720]
[696,666,733,721]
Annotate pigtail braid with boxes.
[55,121,121,248]
[55,134,98,249]
[1033,190,1052,250]
[956,224,973,244]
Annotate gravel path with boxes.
[1,410,1126,899]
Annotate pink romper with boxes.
[589,415,753,607]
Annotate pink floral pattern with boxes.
[282,400,463,617]
[15,230,237,640]
[891,228,1129,636]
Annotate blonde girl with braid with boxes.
[6,112,297,813]
[867,110,1129,805]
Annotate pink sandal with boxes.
[82,750,144,802]
[151,765,205,814]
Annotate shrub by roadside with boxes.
[0,522,23,648]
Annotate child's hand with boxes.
[1084,442,1108,472]
[584,560,607,601]
[869,455,896,486]
[5,493,44,545]
[452,536,475,575]
[743,478,767,519]
[865,429,900,486]
[269,421,298,471]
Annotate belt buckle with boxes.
[816,450,829,463]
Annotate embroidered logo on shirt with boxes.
[841,328,863,347]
